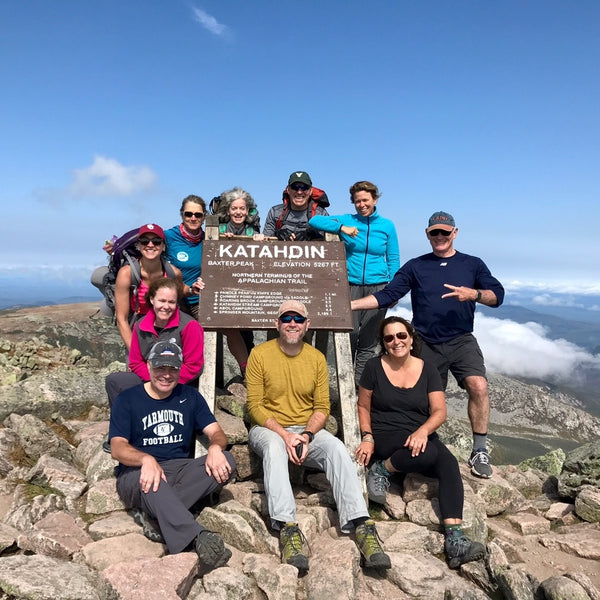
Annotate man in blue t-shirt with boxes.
[109,340,236,570]
[351,212,505,479]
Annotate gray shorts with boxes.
[419,333,486,390]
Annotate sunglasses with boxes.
[383,331,409,343]
[428,229,453,237]
[183,211,205,219]
[138,237,163,246]
[279,314,307,323]
[290,183,310,192]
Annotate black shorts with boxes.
[419,333,486,390]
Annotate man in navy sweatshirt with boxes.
[351,211,504,479]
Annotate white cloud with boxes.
[388,306,600,384]
[476,314,600,382]
[192,7,229,36]
[506,280,600,296]
[68,155,157,198]
[531,294,585,308]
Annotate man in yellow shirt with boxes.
[246,299,390,574]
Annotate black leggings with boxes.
[374,433,463,520]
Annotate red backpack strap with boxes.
[275,193,291,230]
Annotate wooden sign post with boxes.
[196,217,362,476]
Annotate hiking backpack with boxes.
[90,228,175,324]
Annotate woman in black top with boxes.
[355,315,485,569]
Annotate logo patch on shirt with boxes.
[177,251,189,262]
[154,423,174,437]
[440,262,448,266]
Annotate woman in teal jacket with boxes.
[309,181,400,386]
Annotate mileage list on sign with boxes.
[198,239,353,330]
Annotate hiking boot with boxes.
[130,508,165,544]
[468,448,493,478]
[445,529,486,569]
[366,461,390,504]
[279,522,309,573]
[195,530,231,570]
[354,519,391,569]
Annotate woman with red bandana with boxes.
[164,195,207,320]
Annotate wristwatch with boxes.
[360,430,373,438]
[301,430,314,443]
[475,290,482,302]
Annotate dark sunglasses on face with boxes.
[183,211,205,219]
[383,331,409,343]
[428,229,453,237]
[290,183,310,192]
[279,314,307,324]
[139,238,163,246]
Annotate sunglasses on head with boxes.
[383,331,409,343]
[290,183,310,192]
[183,211,205,219]
[428,229,453,237]
[139,237,163,246]
[279,314,307,323]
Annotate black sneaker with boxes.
[195,530,232,570]
[279,522,309,573]
[445,529,486,569]
[354,519,391,569]
[102,439,111,453]
[468,448,493,478]
[130,508,165,544]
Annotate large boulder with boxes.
[558,441,600,498]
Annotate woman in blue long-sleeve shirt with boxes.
[310,181,399,386]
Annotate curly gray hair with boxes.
[215,187,260,230]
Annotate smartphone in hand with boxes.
[295,443,304,459]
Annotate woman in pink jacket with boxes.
[106,278,204,407]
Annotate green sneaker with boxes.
[445,529,486,569]
[279,522,309,573]
[355,519,391,569]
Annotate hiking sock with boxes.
[444,524,462,536]
[351,516,369,528]
[472,432,487,453]
[374,459,392,477]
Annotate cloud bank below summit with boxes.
[390,306,600,386]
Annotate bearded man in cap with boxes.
[109,340,235,571]
[246,299,390,574]
[262,171,329,240]
[352,212,504,480]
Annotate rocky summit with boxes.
[0,302,599,600]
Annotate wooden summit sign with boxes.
[198,238,353,330]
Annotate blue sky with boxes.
[1,0,598,290]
